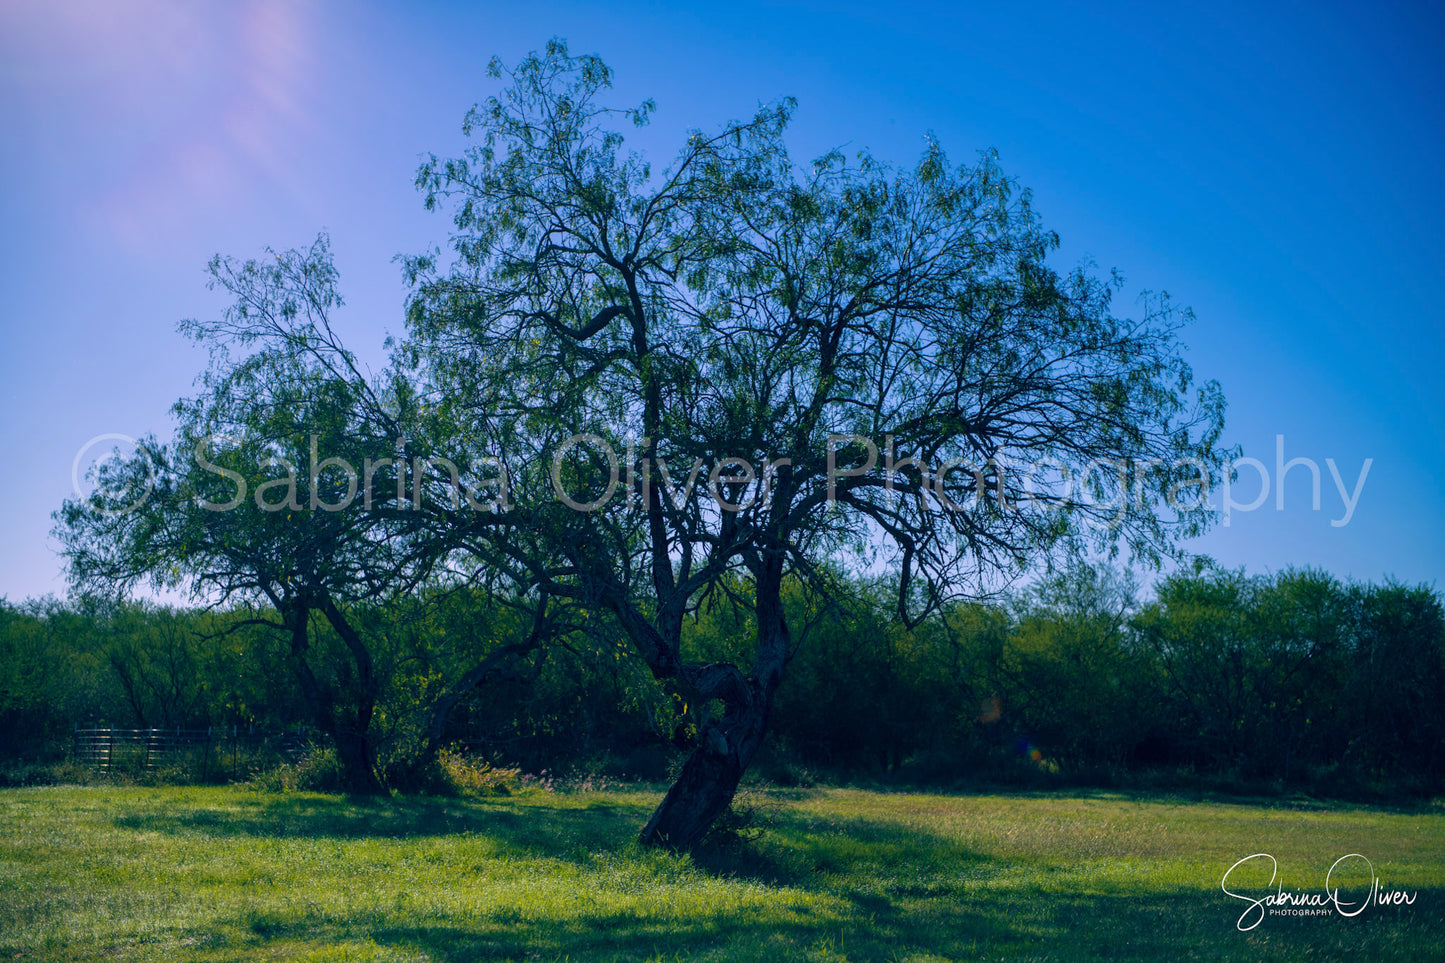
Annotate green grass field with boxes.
[1,784,1441,961]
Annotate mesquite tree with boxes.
[404,40,1228,849]
[56,239,415,791]
[54,238,543,792]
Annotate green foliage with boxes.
[0,598,89,755]
[433,750,522,797]
[41,39,1441,853]
[401,40,1234,848]
[4,561,1442,798]
[0,758,105,788]
[992,564,1153,772]
[247,746,348,794]
[1134,566,1445,789]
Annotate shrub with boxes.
[0,758,105,787]
[435,749,521,796]
[247,746,347,793]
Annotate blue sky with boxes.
[2,0,1441,601]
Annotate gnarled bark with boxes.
[639,690,770,851]
[639,565,790,851]
[284,597,385,795]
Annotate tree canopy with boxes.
[399,40,1229,848]
[56,39,1230,846]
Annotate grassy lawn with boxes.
[1,784,1441,961]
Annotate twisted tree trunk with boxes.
[639,685,770,851]
[639,563,790,852]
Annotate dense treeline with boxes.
[2,564,1441,796]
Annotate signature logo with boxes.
[1221,853,1418,931]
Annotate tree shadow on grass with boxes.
[226,883,1445,962]
[109,788,1010,889]
[110,791,656,859]
[366,919,848,963]
[692,806,1006,890]
[259,898,1024,962]
[98,792,1445,961]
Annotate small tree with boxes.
[53,238,503,792]
[1343,579,1445,781]
[404,40,1229,848]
